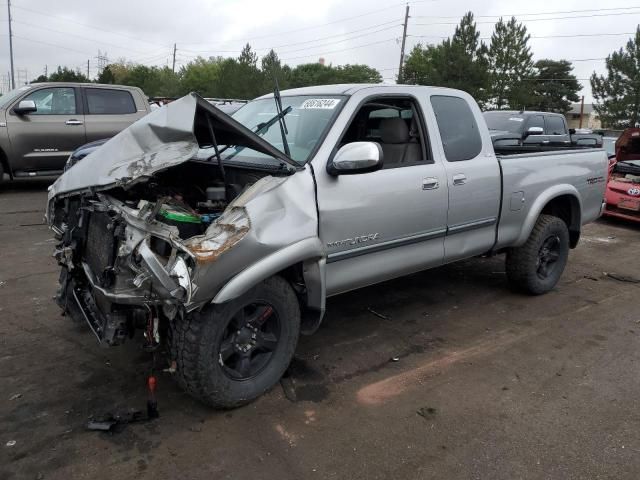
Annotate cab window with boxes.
[340,97,430,169]
[430,95,482,162]
[21,87,77,115]
[86,88,136,114]
[545,116,566,135]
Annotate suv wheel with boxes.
[170,276,300,408]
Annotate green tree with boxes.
[488,17,534,109]
[591,27,640,128]
[261,49,291,91]
[402,12,489,105]
[530,60,580,113]
[334,64,382,83]
[97,65,116,84]
[48,66,90,82]
[180,57,223,97]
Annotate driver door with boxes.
[314,93,448,296]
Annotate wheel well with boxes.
[277,262,323,335]
[0,147,11,180]
[541,194,581,248]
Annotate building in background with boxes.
[566,102,601,130]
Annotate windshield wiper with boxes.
[272,78,291,157]
[254,105,292,135]
[215,104,291,158]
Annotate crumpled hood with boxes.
[48,93,296,199]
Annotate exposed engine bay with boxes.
[50,161,276,346]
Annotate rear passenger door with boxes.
[430,94,501,262]
[82,87,143,143]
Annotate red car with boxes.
[604,128,640,222]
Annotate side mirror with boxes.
[327,142,383,176]
[14,100,37,115]
[525,126,544,136]
[569,128,576,135]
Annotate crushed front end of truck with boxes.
[50,191,252,345]
[46,93,310,346]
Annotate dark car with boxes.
[484,110,602,153]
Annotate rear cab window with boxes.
[430,95,482,161]
[526,115,545,131]
[544,115,566,135]
[85,88,136,114]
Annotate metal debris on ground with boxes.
[86,410,151,432]
[604,272,640,284]
[417,407,437,418]
[6,440,16,447]
[366,307,389,320]
[390,356,400,362]
[9,393,22,401]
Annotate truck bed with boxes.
[495,148,609,250]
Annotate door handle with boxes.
[422,177,439,190]
[65,119,83,126]
[452,174,466,186]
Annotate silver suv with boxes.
[0,82,150,182]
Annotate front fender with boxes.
[212,237,325,305]
[514,184,582,246]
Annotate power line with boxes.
[10,4,172,49]
[12,18,150,55]
[409,32,640,41]
[280,37,399,62]
[413,10,640,26]
[411,5,640,20]
[180,19,402,54]
[181,2,410,45]
[12,34,95,55]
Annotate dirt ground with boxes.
[1,179,640,480]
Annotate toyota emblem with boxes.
[628,187,640,196]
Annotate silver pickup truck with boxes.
[46,84,608,408]
[0,82,149,181]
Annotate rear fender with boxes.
[514,184,582,246]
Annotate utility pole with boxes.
[7,0,15,90]
[87,59,90,79]
[172,43,177,73]
[578,95,585,129]
[397,4,410,84]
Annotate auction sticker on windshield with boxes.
[300,99,341,109]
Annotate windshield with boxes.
[222,95,344,164]
[0,85,33,109]
[484,112,526,133]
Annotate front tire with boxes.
[506,214,570,295]
[170,276,300,408]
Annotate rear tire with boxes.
[506,214,570,295]
[170,276,300,408]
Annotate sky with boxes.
[1,0,640,102]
